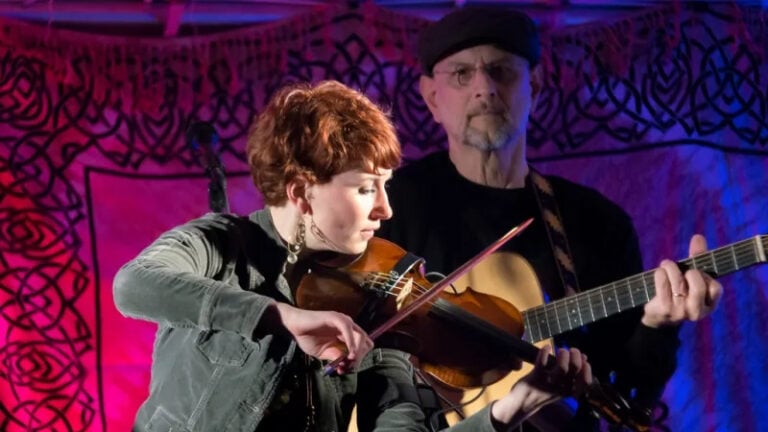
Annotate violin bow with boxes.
[324,218,534,374]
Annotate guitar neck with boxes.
[523,235,768,343]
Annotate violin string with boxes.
[364,271,432,297]
[356,271,473,321]
[360,271,469,318]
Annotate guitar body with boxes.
[425,251,555,426]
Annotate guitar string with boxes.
[534,240,761,319]
[525,239,765,340]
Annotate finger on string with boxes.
[684,271,708,315]
[660,259,686,297]
[707,278,723,308]
[654,267,673,304]
[688,234,708,257]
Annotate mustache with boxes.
[467,102,508,117]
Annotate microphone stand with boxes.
[187,121,230,214]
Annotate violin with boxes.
[297,236,534,388]
[295,236,653,432]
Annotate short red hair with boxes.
[246,80,401,206]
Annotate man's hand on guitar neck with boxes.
[642,234,724,328]
[489,345,592,431]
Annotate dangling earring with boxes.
[287,218,306,264]
[310,217,341,251]
[310,217,328,245]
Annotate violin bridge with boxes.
[395,278,414,311]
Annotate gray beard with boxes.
[463,122,515,151]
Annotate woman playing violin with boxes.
[113,80,591,432]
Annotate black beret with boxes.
[418,7,541,75]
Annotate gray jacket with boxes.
[113,210,497,432]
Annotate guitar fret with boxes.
[554,302,565,333]
[563,300,572,329]
[626,279,636,308]
[564,302,573,330]
[585,291,596,322]
[531,306,547,342]
[531,308,544,341]
[568,297,583,329]
[725,248,737,273]
[753,240,760,268]
[608,282,620,316]
[721,247,736,273]
[523,311,532,341]
[711,249,723,273]
[615,280,627,310]
[703,253,713,272]
[630,278,642,306]
[561,302,571,332]
[731,248,741,271]
[757,235,767,263]
[642,272,653,301]
[598,288,608,319]
[542,307,552,340]
[545,305,555,338]
[549,304,561,336]
[567,298,577,328]
[622,284,631,307]
[698,253,710,272]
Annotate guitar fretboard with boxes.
[523,235,767,343]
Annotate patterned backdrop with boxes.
[0,2,766,431]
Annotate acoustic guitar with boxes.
[432,234,767,430]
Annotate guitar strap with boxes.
[529,167,581,297]
[529,168,664,431]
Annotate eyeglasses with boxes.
[432,63,518,87]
